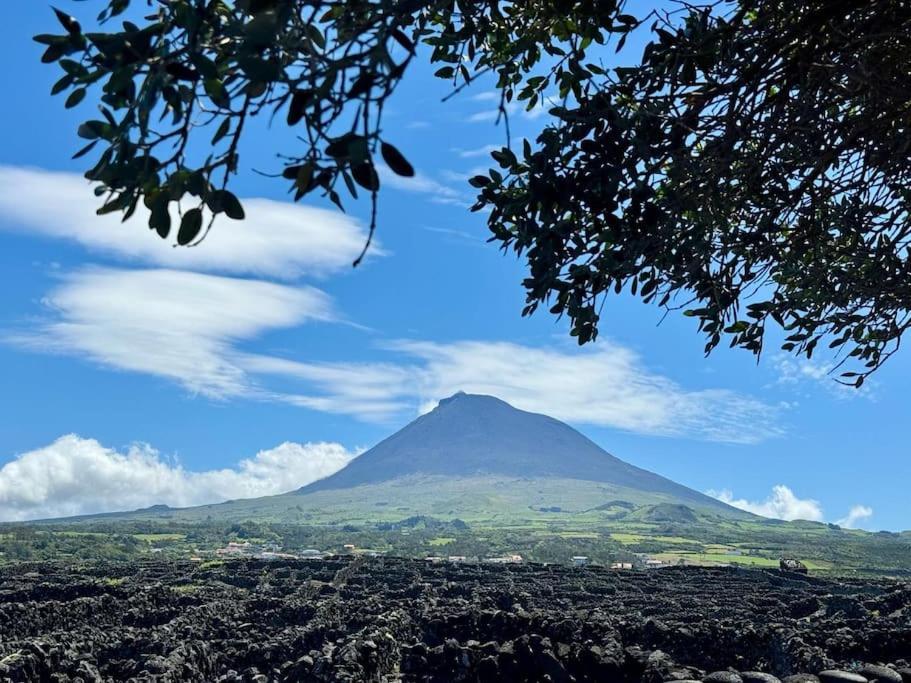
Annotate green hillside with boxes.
[9,476,909,575]
[5,393,908,574]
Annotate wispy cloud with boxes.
[772,354,873,399]
[466,93,554,123]
[377,166,470,207]
[452,144,500,159]
[8,269,784,443]
[398,340,784,444]
[708,485,874,528]
[0,165,377,278]
[837,505,874,529]
[0,435,358,521]
[244,340,783,444]
[7,268,335,398]
[422,226,486,246]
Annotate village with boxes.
[196,540,681,570]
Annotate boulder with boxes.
[818,672,868,683]
[860,666,903,683]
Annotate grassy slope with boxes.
[55,475,751,525]
[16,476,908,575]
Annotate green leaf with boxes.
[212,118,231,145]
[287,89,311,126]
[206,189,245,220]
[220,191,244,220]
[380,142,414,177]
[177,208,203,245]
[77,120,112,140]
[149,197,171,239]
[41,42,67,64]
[51,74,74,95]
[65,88,86,108]
[52,7,81,36]
[204,78,229,107]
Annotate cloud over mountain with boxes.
[254,340,785,444]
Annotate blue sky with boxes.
[0,4,907,529]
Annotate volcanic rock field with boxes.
[0,557,909,682]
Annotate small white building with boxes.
[484,554,523,564]
[571,556,590,567]
[215,541,252,557]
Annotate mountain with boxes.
[40,392,747,524]
[297,392,732,514]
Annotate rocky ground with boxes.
[0,557,909,682]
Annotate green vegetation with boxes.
[427,537,456,547]
[3,497,909,577]
[133,533,186,542]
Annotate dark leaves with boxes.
[380,142,414,177]
[177,208,203,245]
[351,163,379,191]
[472,0,911,385]
[286,89,311,126]
[148,195,171,239]
[207,190,245,220]
[52,7,81,36]
[65,88,86,108]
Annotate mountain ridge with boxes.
[28,392,750,523]
[297,392,739,516]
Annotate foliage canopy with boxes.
[36,0,911,384]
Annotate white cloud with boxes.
[7,269,783,443]
[466,94,554,123]
[709,485,874,528]
[7,268,334,398]
[422,226,485,246]
[243,340,784,443]
[773,354,872,399]
[0,435,358,521]
[709,485,824,521]
[242,354,416,422]
[453,144,499,159]
[837,505,874,529]
[0,165,377,278]
[377,166,469,207]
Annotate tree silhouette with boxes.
[36,0,911,384]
